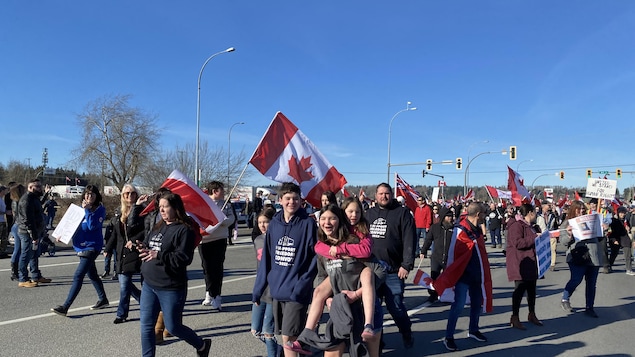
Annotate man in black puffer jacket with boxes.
[421,206,455,302]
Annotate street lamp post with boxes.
[195,47,235,186]
[465,140,489,191]
[228,121,245,189]
[531,173,557,189]
[387,102,417,182]
[517,159,533,172]
[463,150,508,195]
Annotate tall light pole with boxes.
[465,140,489,190]
[516,159,533,172]
[387,101,417,182]
[464,150,508,195]
[531,172,558,189]
[228,121,245,189]
[195,47,235,186]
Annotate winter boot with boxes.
[528,312,543,326]
[155,311,165,345]
[510,315,526,330]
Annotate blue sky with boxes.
[2,1,635,193]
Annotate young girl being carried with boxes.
[301,198,384,346]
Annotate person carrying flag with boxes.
[433,202,492,352]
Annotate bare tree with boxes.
[140,141,252,189]
[73,94,161,190]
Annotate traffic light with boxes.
[559,171,565,180]
[617,168,622,179]
[422,170,426,178]
[586,169,592,178]
[509,146,517,160]
[456,157,463,170]
[426,159,432,171]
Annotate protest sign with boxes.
[51,204,84,244]
[535,230,552,278]
[568,213,603,241]
[585,178,617,200]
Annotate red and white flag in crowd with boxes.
[342,187,351,198]
[611,196,625,213]
[249,112,347,208]
[507,166,530,206]
[395,173,421,212]
[65,176,71,183]
[485,185,512,200]
[574,191,582,201]
[464,189,474,201]
[556,194,568,208]
[75,177,81,185]
[141,170,226,235]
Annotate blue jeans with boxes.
[490,228,501,246]
[104,250,117,274]
[251,302,277,357]
[17,231,39,282]
[378,272,411,336]
[564,263,599,309]
[446,281,483,339]
[140,283,204,357]
[117,273,141,319]
[10,224,20,265]
[63,251,107,308]
[415,229,427,256]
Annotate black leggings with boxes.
[512,280,537,316]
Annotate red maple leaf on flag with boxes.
[288,155,314,183]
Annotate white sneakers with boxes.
[202,292,213,306]
[202,293,222,311]
[210,296,222,311]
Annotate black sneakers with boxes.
[444,338,457,351]
[90,299,109,310]
[584,309,599,318]
[51,305,68,316]
[113,317,127,324]
[467,331,487,342]
[197,339,212,357]
[402,333,414,349]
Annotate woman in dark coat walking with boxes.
[506,203,542,330]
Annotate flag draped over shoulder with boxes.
[249,112,347,208]
[507,166,530,206]
[140,170,226,235]
[485,185,512,200]
[395,173,421,212]
[433,219,493,313]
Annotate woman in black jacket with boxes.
[103,184,145,324]
[421,207,455,302]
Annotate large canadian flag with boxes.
[507,166,531,206]
[249,112,347,208]
[141,170,226,235]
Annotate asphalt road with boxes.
[1,227,634,357]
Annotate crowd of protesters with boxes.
[3,178,634,356]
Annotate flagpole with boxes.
[222,161,251,211]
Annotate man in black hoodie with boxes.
[366,183,416,349]
[421,206,455,302]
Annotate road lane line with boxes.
[0,274,257,326]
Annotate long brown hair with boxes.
[567,200,586,219]
[317,203,355,245]
[340,197,369,235]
